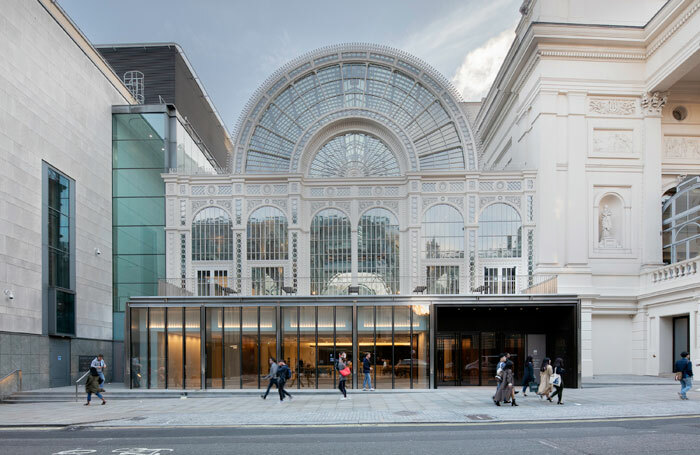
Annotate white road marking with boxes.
[539,440,559,450]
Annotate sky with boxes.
[59,0,522,133]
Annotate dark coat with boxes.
[674,358,693,378]
[522,361,534,385]
[494,369,514,402]
[85,374,101,394]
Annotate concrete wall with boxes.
[0,0,128,339]
[592,315,633,375]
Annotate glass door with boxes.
[437,334,457,385]
[480,331,498,385]
[459,333,480,385]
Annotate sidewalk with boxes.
[0,384,698,427]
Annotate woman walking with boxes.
[551,357,565,405]
[84,367,106,406]
[337,352,350,400]
[537,357,553,401]
[521,355,535,396]
[493,360,517,406]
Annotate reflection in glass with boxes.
[317,307,334,388]
[422,204,464,258]
[130,308,148,388]
[247,206,288,260]
[310,133,400,178]
[259,307,277,386]
[480,332,498,386]
[357,306,375,387]
[149,308,166,388]
[224,307,241,389]
[167,308,183,388]
[358,208,400,294]
[394,306,411,388]
[426,265,459,294]
[185,308,201,389]
[336,307,353,389]
[192,207,233,261]
[412,306,430,388]
[298,307,316,388]
[252,267,284,295]
[662,177,700,263]
[310,209,351,295]
[478,203,522,258]
[206,308,223,388]
[375,306,393,388]
[460,333,479,386]
[241,307,259,388]
[281,307,299,388]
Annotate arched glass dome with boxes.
[233,44,477,174]
[309,132,400,177]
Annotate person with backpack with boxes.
[277,360,293,402]
[337,352,350,400]
[84,367,106,406]
[261,357,279,400]
[674,351,693,400]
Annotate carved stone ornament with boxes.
[664,137,700,160]
[641,92,667,115]
[588,99,636,116]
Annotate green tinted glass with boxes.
[113,139,166,169]
[113,254,165,284]
[113,198,165,226]
[114,226,166,255]
[113,169,165,197]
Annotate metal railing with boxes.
[156,274,558,297]
[0,370,22,401]
[74,370,90,402]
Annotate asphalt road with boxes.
[0,416,699,455]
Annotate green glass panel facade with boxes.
[113,113,167,340]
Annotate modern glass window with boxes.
[281,307,299,387]
[130,308,148,388]
[298,306,316,388]
[662,177,700,264]
[422,204,464,259]
[394,306,411,388]
[310,209,352,295]
[317,307,334,388]
[259,307,278,388]
[241,307,259,388]
[244,62,465,173]
[47,167,72,289]
[192,207,233,261]
[184,308,201,389]
[375,306,393,389]
[150,308,166,388]
[358,208,400,294]
[224,307,241,389]
[206,308,223,388]
[478,203,522,258]
[426,265,459,294]
[247,206,288,260]
[197,270,229,296]
[309,133,400,177]
[412,305,430,388]
[166,308,183,389]
[252,267,284,295]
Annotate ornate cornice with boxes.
[646,0,700,58]
[538,49,646,61]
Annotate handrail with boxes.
[75,370,90,402]
[0,370,22,401]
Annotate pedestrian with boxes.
[521,355,535,396]
[493,360,517,406]
[91,354,106,390]
[261,357,279,400]
[674,351,693,400]
[537,357,553,401]
[337,351,351,400]
[277,360,293,402]
[84,367,106,406]
[362,352,374,391]
[550,357,565,405]
[493,353,507,400]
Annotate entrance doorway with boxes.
[49,337,71,387]
[673,316,689,369]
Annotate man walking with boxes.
[261,357,279,400]
[277,360,293,402]
[674,351,693,400]
[362,352,374,391]
[91,354,106,389]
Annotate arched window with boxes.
[358,208,400,294]
[478,203,522,258]
[422,204,464,259]
[662,176,700,264]
[310,209,351,295]
[310,133,400,178]
[191,207,232,261]
[247,206,288,260]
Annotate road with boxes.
[0,416,699,455]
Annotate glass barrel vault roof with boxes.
[310,132,400,178]
[233,44,477,174]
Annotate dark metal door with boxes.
[436,334,457,385]
[49,337,71,387]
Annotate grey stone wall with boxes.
[70,338,113,383]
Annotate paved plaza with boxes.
[1,382,698,428]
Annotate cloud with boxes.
[451,28,515,101]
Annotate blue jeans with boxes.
[87,392,103,402]
[680,377,693,398]
[98,371,105,384]
[363,372,372,389]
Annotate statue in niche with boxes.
[599,203,621,248]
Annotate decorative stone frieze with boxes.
[641,92,667,115]
[588,98,636,116]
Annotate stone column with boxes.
[580,299,593,378]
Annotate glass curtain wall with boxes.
[130,308,148,388]
[241,307,259,388]
[224,308,241,388]
[298,306,316,388]
[358,306,376,386]
[358,208,400,295]
[317,307,334,388]
[311,209,352,295]
[113,113,167,341]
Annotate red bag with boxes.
[340,367,351,377]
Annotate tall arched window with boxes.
[310,209,351,295]
[663,176,700,263]
[358,208,400,294]
[191,207,232,261]
[478,203,522,258]
[422,204,464,259]
[247,206,288,260]
[310,133,400,178]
